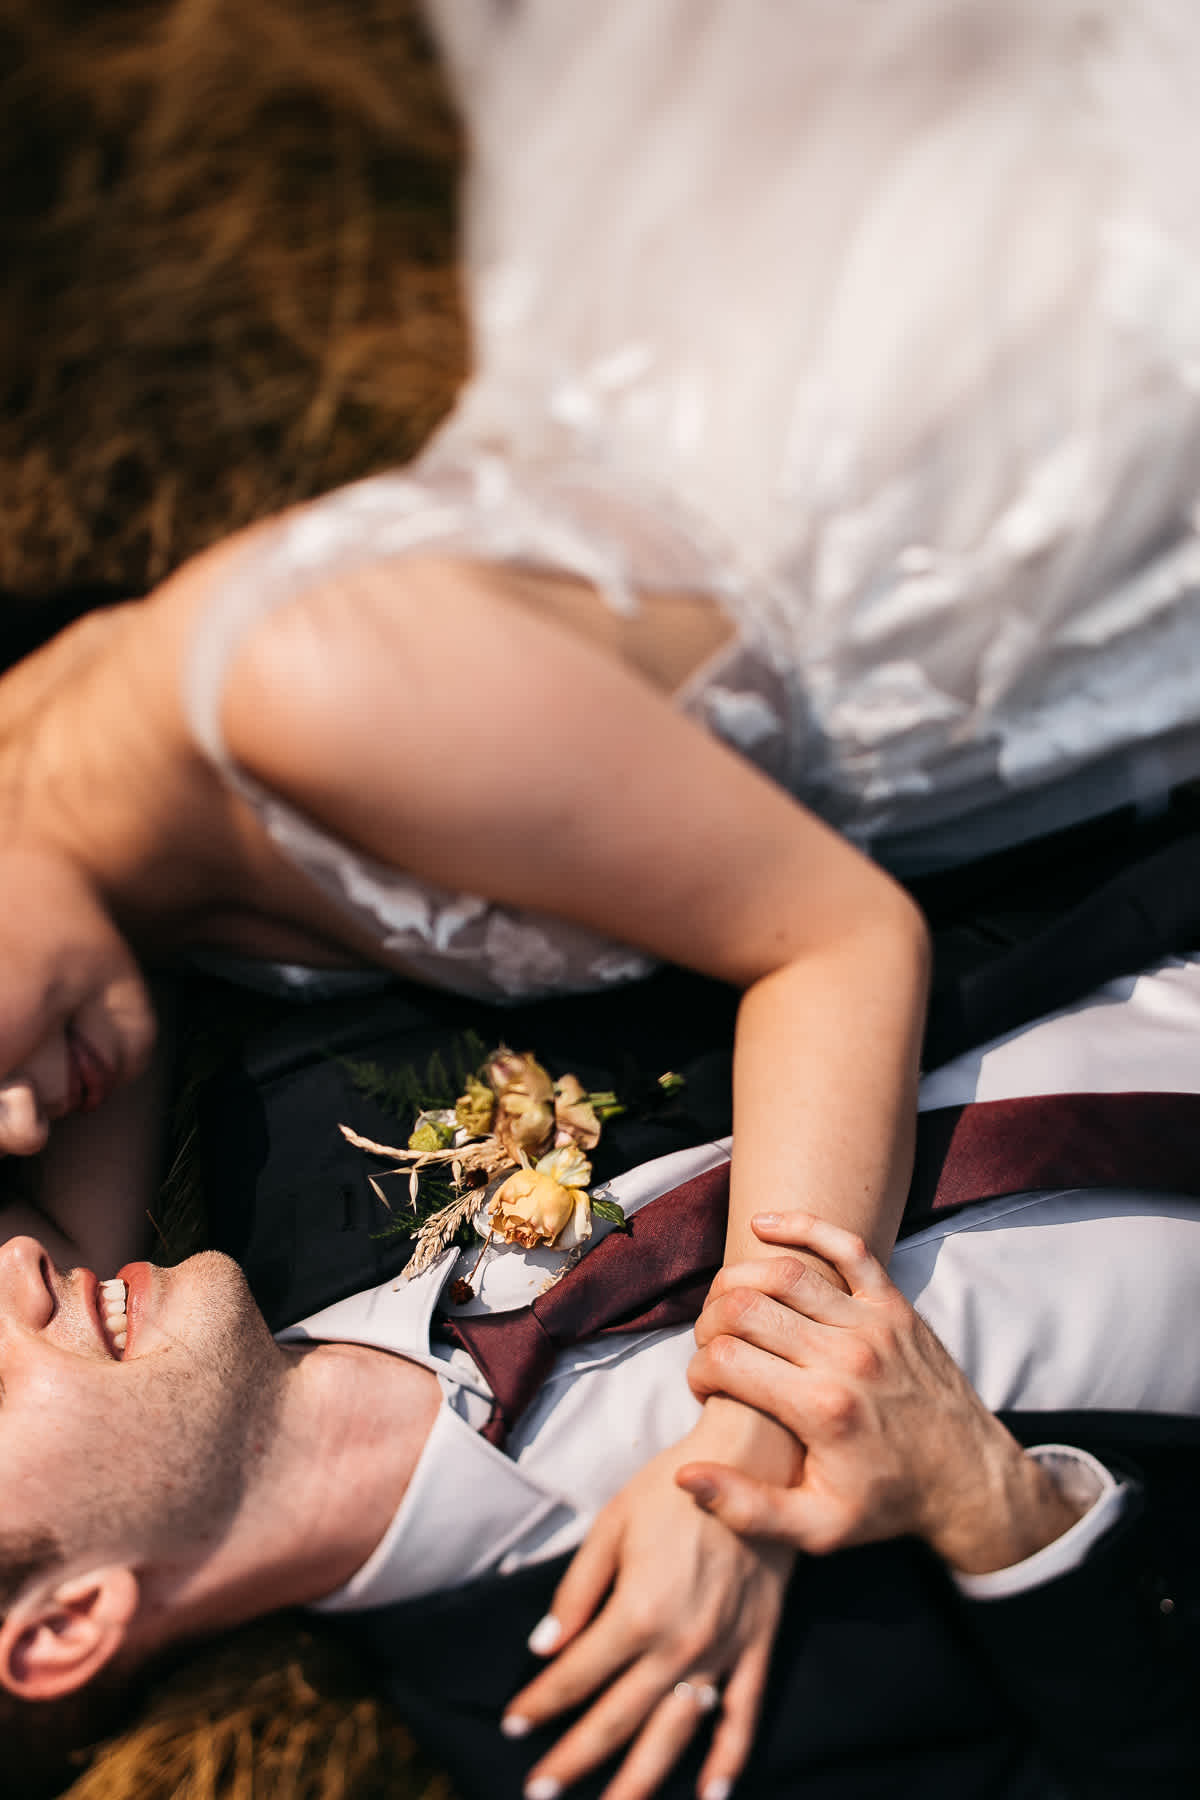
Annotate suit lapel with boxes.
[199,969,738,1333]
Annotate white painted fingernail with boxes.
[527,1614,562,1655]
[525,1779,561,1800]
[501,1713,532,1739]
[702,1781,732,1800]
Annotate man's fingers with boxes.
[748,1211,888,1292]
[674,1461,816,1542]
[676,1463,856,1559]
[693,1274,851,1356]
[688,1332,845,1439]
[698,1260,859,1346]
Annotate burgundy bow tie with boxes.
[441,1090,1200,1447]
[439,1160,729,1446]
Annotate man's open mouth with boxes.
[99,1277,128,1354]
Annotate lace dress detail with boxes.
[186,0,1200,998]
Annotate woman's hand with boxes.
[0,1002,170,1273]
[0,851,156,1157]
[502,1415,795,1800]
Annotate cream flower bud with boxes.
[455,1075,495,1138]
[535,1144,593,1189]
[495,1095,555,1160]
[487,1050,558,1159]
[486,1050,554,1105]
[553,1074,601,1150]
[408,1116,455,1153]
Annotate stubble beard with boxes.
[115,1252,289,1561]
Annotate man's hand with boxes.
[676,1212,1084,1575]
[502,1424,793,1800]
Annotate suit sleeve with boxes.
[954,1485,1200,1798]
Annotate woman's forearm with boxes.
[727,904,929,1270]
[686,900,928,1473]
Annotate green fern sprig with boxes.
[336,1030,493,1125]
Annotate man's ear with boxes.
[0,1566,139,1701]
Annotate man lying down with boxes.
[1,952,1198,1800]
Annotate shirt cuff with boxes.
[951,1444,1133,1600]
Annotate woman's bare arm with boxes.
[207,550,928,1800]
[220,552,928,1264]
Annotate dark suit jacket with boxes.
[199,965,739,1331]
[199,798,1200,1331]
[917,795,1200,1068]
[198,947,1200,1800]
[340,1424,1200,1800]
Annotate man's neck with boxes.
[143,1341,442,1647]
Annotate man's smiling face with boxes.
[0,1238,283,1575]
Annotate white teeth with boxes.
[99,1278,128,1354]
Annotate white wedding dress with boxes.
[186,0,1200,1001]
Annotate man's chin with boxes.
[126,1250,274,1361]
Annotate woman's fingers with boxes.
[525,1503,624,1662]
[515,1652,677,1797]
[519,1659,710,1800]
[748,1210,888,1292]
[695,1633,772,1800]
[591,1681,715,1800]
[507,1441,789,1797]
[0,1077,49,1156]
[507,1564,646,1732]
[515,1631,773,1800]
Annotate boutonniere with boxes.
[340,1049,679,1299]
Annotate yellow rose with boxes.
[489,1168,593,1251]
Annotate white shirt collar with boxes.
[287,1137,732,1611]
[310,1405,567,1611]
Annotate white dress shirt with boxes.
[897,951,1200,1419]
[291,956,1200,1613]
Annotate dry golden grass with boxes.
[1,16,470,1784]
[63,1618,456,1800]
[0,0,467,601]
